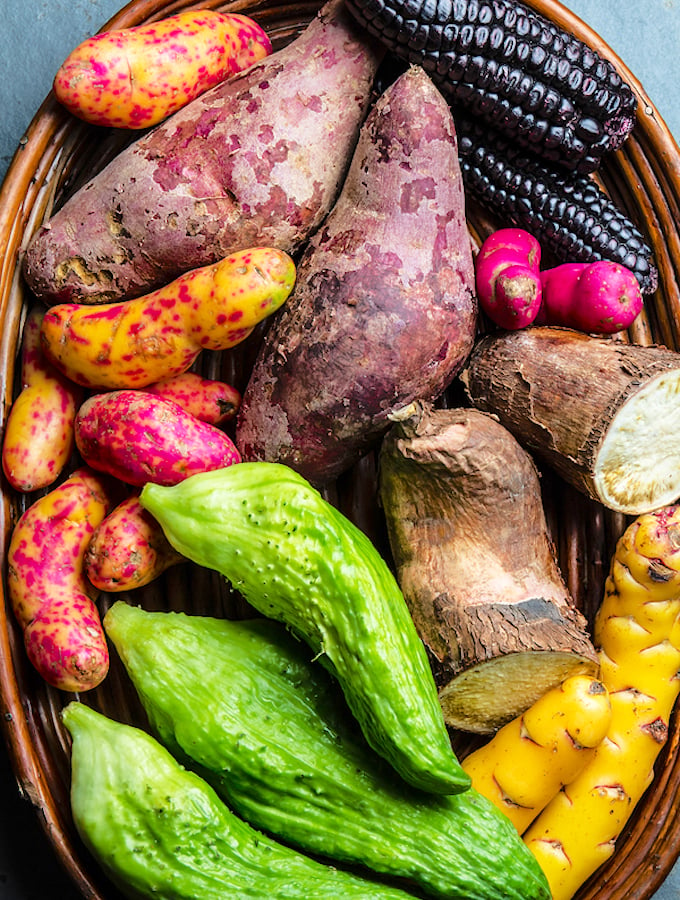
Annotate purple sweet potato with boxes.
[236,66,477,484]
[23,0,383,305]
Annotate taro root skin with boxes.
[379,402,598,734]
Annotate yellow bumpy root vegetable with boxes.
[40,248,296,390]
[2,307,83,492]
[53,10,272,129]
[523,505,680,899]
[462,674,612,834]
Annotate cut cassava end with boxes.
[462,327,680,515]
[438,652,598,735]
[378,402,597,734]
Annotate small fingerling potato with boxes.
[146,372,241,425]
[83,375,243,591]
[7,467,119,691]
[85,493,184,592]
[53,10,272,129]
[2,307,83,492]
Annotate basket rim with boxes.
[1,1,680,898]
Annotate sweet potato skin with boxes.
[236,67,477,484]
[23,0,383,305]
[75,390,241,486]
[53,11,272,129]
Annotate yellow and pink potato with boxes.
[2,308,83,492]
[40,247,296,390]
[53,10,271,129]
[7,468,119,691]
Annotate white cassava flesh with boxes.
[463,327,680,515]
[594,370,680,514]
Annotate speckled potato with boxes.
[40,248,296,390]
[146,372,241,424]
[85,493,183,591]
[7,467,117,691]
[2,307,83,492]
[75,390,241,486]
[53,10,271,129]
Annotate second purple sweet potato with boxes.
[236,66,477,484]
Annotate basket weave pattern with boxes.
[1,1,680,897]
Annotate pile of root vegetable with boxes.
[5,1,680,899]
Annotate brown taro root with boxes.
[22,0,383,305]
[463,326,680,515]
[236,66,477,484]
[378,401,598,734]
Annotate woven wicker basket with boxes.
[1,1,680,897]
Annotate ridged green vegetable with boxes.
[104,602,552,900]
[62,702,417,900]
[140,461,468,795]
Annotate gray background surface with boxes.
[1,1,680,898]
